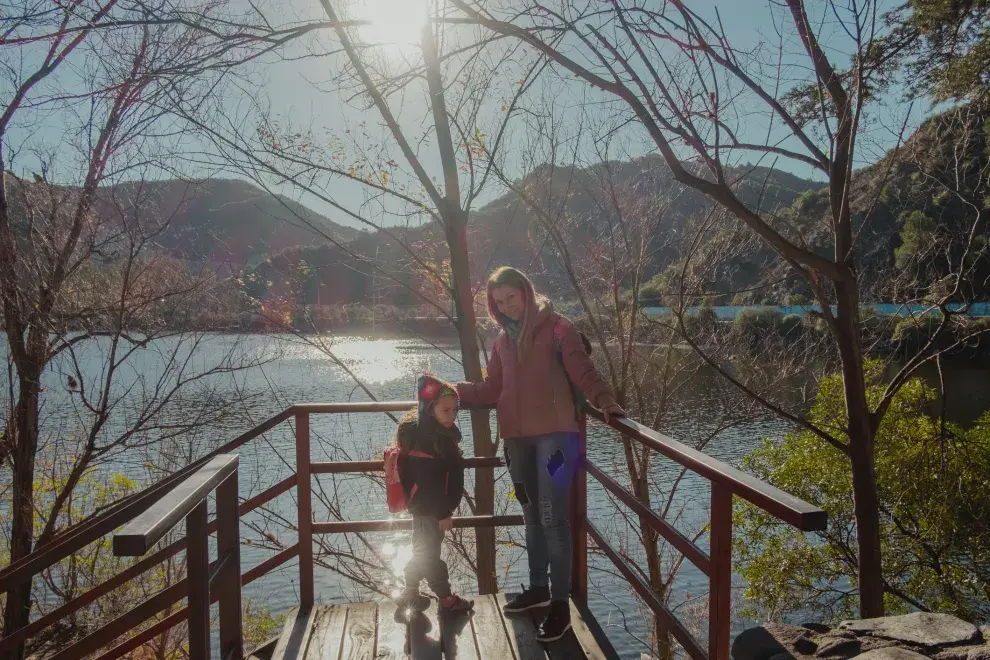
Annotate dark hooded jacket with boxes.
[396,413,464,520]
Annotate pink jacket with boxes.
[457,305,617,439]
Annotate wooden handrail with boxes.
[584,406,827,531]
[114,455,239,557]
[587,520,706,660]
[108,454,242,660]
[312,514,524,534]
[586,460,711,575]
[0,409,294,592]
[310,456,504,474]
[94,544,300,660]
[1,399,826,660]
[0,475,296,656]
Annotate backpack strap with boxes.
[551,316,590,417]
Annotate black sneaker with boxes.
[536,600,572,643]
[502,584,551,614]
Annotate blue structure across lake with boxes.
[641,303,990,319]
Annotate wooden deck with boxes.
[260,594,619,660]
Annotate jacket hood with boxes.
[487,269,550,330]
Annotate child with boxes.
[395,373,473,615]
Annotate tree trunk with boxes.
[445,217,497,594]
[2,370,42,660]
[644,518,672,660]
[834,281,885,618]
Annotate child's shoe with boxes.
[439,593,474,615]
[395,590,431,612]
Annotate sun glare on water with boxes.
[353,0,428,58]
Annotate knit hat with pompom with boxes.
[416,372,457,423]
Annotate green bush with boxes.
[736,361,990,622]
[684,305,720,339]
[732,308,806,350]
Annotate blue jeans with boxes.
[505,433,577,601]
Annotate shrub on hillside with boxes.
[736,362,990,622]
[732,308,808,351]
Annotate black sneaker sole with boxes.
[502,599,551,614]
[536,622,572,643]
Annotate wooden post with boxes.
[571,412,588,604]
[296,411,314,610]
[709,481,733,660]
[217,468,243,660]
[186,499,210,660]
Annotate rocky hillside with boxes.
[121,179,361,272]
[21,103,980,313]
[246,158,826,308]
[720,103,990,303]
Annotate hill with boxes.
[718,103,990,304]
[244,158,826,309]
[113,179,361,272]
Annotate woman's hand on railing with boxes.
[438,517,453,532]
[602,403,626,424]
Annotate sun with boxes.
[353,0,428,55]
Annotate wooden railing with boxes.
[0,401,825,660]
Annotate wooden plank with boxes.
[296,412,314,610]
[339,603,378,660]
[271,607,318,660]
[470,595,516,660]
[496,594,548,660]
[376,601,409,659]
[306,605,348,660]
[408,599,442,660]
[441,599,480,660]
[571,600,618,660]
[544,631,587,659]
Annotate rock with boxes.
[839,614,980,648]
[794,637,819,655]
[934,649,969,660]
[733,624,815,660]
[980,629,990,644]
[966,647,990,660]
[800,623,834,634]
[853,649,931,660]
[817,638,864,658]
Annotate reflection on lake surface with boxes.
[2,333,988,658]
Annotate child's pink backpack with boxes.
[384,446,406,513]
[384,446,435,513]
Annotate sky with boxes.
[2,0,935,232]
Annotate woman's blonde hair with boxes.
[487,266,541,362]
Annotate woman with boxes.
[456,266,624,642]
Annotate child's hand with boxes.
[438,517,453,532]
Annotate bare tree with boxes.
[479,107,759,655]
[0,1,278,654]
[171,0,559,593]
[447,0,989,618]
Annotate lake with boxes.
[3,333,989,658]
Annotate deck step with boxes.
[267,596,618,659]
